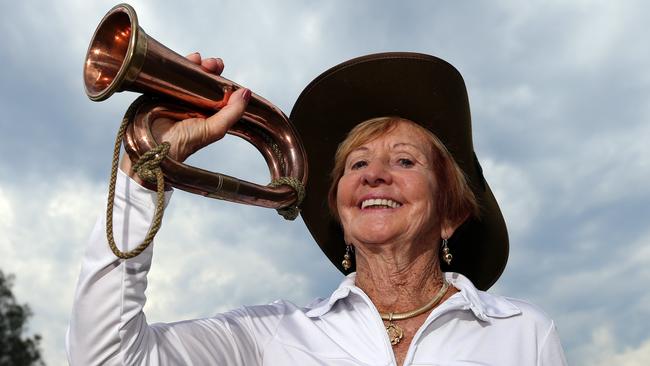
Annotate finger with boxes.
[202,88,251,142]
[185,52,201,64]
[201,58,224,75]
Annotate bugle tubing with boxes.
[83,3,308,214]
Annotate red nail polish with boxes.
[242,89,251,102]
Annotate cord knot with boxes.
[269,177,305,220]
[132,142,171,184]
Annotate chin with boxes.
[349,226,403,245]
[341,213,412,245]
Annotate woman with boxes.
[67,52,568,365]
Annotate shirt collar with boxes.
[443,272,521,321]
[305,272,521,321]
[304,272,357,318]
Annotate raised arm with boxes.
[66,55,264,365]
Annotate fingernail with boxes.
[242,88,251,102]
[209,57,223,67]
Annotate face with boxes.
[336,121,442,248]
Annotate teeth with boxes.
[361,198,402,209]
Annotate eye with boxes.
[397,158,414,168]
[350,160,368,170]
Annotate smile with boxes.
[360,198,402,209]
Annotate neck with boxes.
[353,240,446,313]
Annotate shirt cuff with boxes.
[116,167,174,210]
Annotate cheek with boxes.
[405,175,439,220]
[336,175,353,205]
[422,180,440,226]
[335,175,359,225]
[403,173,436,199]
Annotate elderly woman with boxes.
[67,53,568,365]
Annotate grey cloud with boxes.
[2,0,650,365]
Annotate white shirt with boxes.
[66,170,568,365]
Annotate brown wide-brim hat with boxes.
[290,52,508,290]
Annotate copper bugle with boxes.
[83,3,308,212]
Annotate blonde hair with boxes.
[327,117,479,226]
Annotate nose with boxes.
[362,160,392,186]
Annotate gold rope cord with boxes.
[105,98,169,259]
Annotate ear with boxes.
[342,231,351,246]
[440,212,470,240]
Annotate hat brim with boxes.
[290,52,508,290]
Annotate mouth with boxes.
[360,198,403,210]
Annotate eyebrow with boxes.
[349,142,425,155]
[393,142,422,150]
[350,146,369,153]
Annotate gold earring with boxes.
[442,238,453,265]
[342,244,353,271]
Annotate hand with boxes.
[149,53,251,162]
[120,52,251,186]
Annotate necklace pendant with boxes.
[379,282,450,347]
[386,322,404,346]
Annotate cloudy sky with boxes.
[1,0,649,364]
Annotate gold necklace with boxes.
[379,281,449,346]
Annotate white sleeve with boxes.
[65,170,275,366]
[537,320,568,366]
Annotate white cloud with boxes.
[299,13,324,45]
[540,228,650,365]
[0,186,14,227]
[480,158,541,241]
[576,326,650,366]
[0,175,105,365]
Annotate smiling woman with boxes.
[335,119,467,250]
[329,117,478,232]
[67,52,568,365]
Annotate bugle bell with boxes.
[83,3,308,217]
